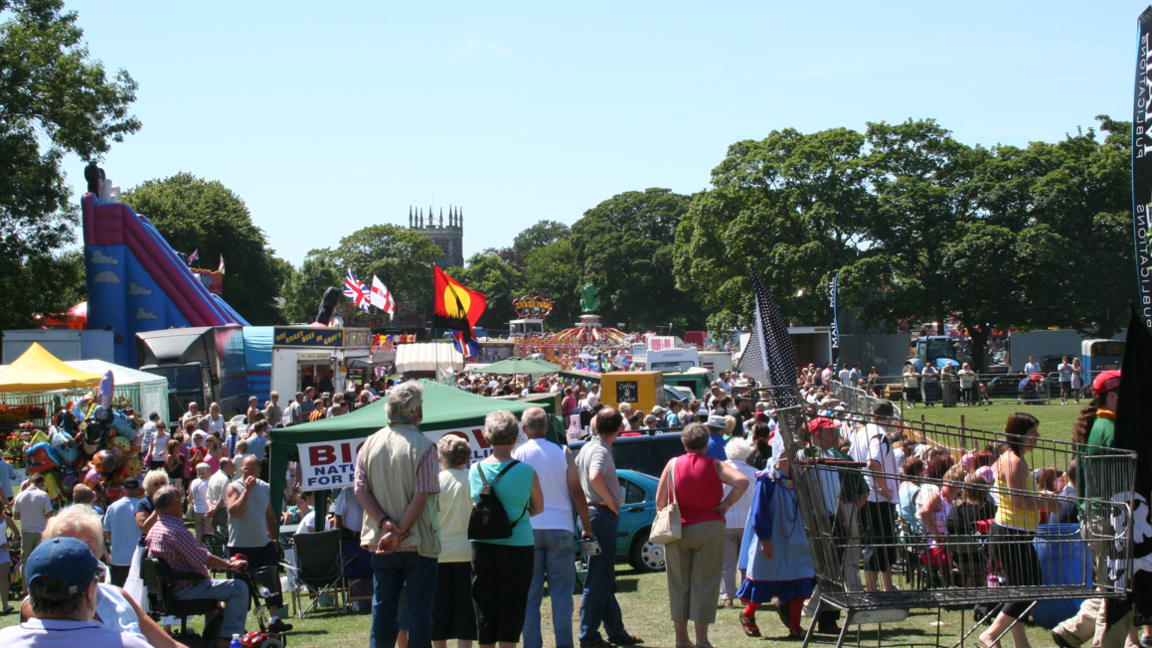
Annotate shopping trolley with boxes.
[756,385,1137,648]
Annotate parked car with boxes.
[570,434,685,572]
[570,431,685,479]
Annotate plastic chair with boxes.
[201,533,227,577]
[279,529,352,618]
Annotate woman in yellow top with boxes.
[980,413,1059,648]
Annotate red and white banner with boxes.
[296,425,526,491]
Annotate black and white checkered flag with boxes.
[739,264,799,408]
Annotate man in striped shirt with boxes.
[144,486,250,648]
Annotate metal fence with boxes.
[826,369,1120,409]
[756,384,1136,648]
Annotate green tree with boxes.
[280,253,340,324]
[573,188,704,332]
[522,239,581,329]
[329,224,443,311]
[675,128,874,331]
[122,173,289,325]
[0,0,139,329]
[454,252,522,330]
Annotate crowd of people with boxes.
[0,346,1136,648]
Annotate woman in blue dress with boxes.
[736,455,815,640]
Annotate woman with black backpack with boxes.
[469,410,544,648]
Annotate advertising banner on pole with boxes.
[1132,6,1152,329]
[297,426,527,491]
[828,272,840,364]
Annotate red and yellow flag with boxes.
[433,266,486,338]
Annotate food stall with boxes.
[269,326,373,398]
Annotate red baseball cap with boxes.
[807,417,842,434]
[1093,370,1121,396]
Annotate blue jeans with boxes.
[175,578,249,639]
[370,552,437,648]
[579,510,628,646]
[524,529,577,648]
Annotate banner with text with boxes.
[828,272,840,364]
[1133,6,1152,328]
[297,426,527,491]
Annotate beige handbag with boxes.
[649,459,681,544]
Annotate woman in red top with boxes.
[656,423,749,648]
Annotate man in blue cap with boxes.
[0,536,151,648]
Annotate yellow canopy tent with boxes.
[0,343,103,393]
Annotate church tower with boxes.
[408,205,465,268]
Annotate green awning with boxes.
[482,357,562,375]
[267,379,557,515]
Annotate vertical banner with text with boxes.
[828,272,840,364]
[1133,6,1152,328]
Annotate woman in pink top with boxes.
[656,423,749,648]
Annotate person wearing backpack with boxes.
[469,410,544,648]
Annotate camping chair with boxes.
[279,529,352,618]
[142,556,219,635]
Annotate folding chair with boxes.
[142,556,219,635]
[279,529,352,618]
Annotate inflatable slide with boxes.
[83,193,249,367]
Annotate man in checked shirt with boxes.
[354,381,441,648]
[144,486,250,648]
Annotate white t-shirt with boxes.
[1024,362,1042,374]
[150,431,171,461]
[298,509,331,534]
[206,414,226,436]
[189,477,210,514]
[333,487,364,532]
[848,423,898,504]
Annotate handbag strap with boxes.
[668,457,678,505]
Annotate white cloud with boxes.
[128,282,152,296]
[488,43,511,57]
[91,250,118,265]
[449,34,478,62]
[93,270,120,284]
[135,307,157,320]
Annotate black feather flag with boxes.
[739,263,799,409]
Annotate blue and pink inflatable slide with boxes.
[82,193,249,367]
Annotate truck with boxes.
[698,351,733,375]
[904,335,961,372]
[136,326,249,422]
[645,346,700,373]
[736,326,834,369]
[2,329,115,364]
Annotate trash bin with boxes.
[1031,522,1091,629]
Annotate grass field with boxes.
[0,563,1067,648]
[901,398,1084,443]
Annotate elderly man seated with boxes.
[0,536,151,648]
[20,505,185,648]
[145,486,250,648]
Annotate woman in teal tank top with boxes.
[469,410,544,647]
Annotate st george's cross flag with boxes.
[738,263,799,409]
[343,268,371,313]
[370,275,396,319]
[218,255,225,274]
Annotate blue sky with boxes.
[63,1,1141,266]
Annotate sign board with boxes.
[648,336,677,351]
[296,425,528,491]
[275,327,346,348]
[615,380,639,403]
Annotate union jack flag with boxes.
[343,268,371,313]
